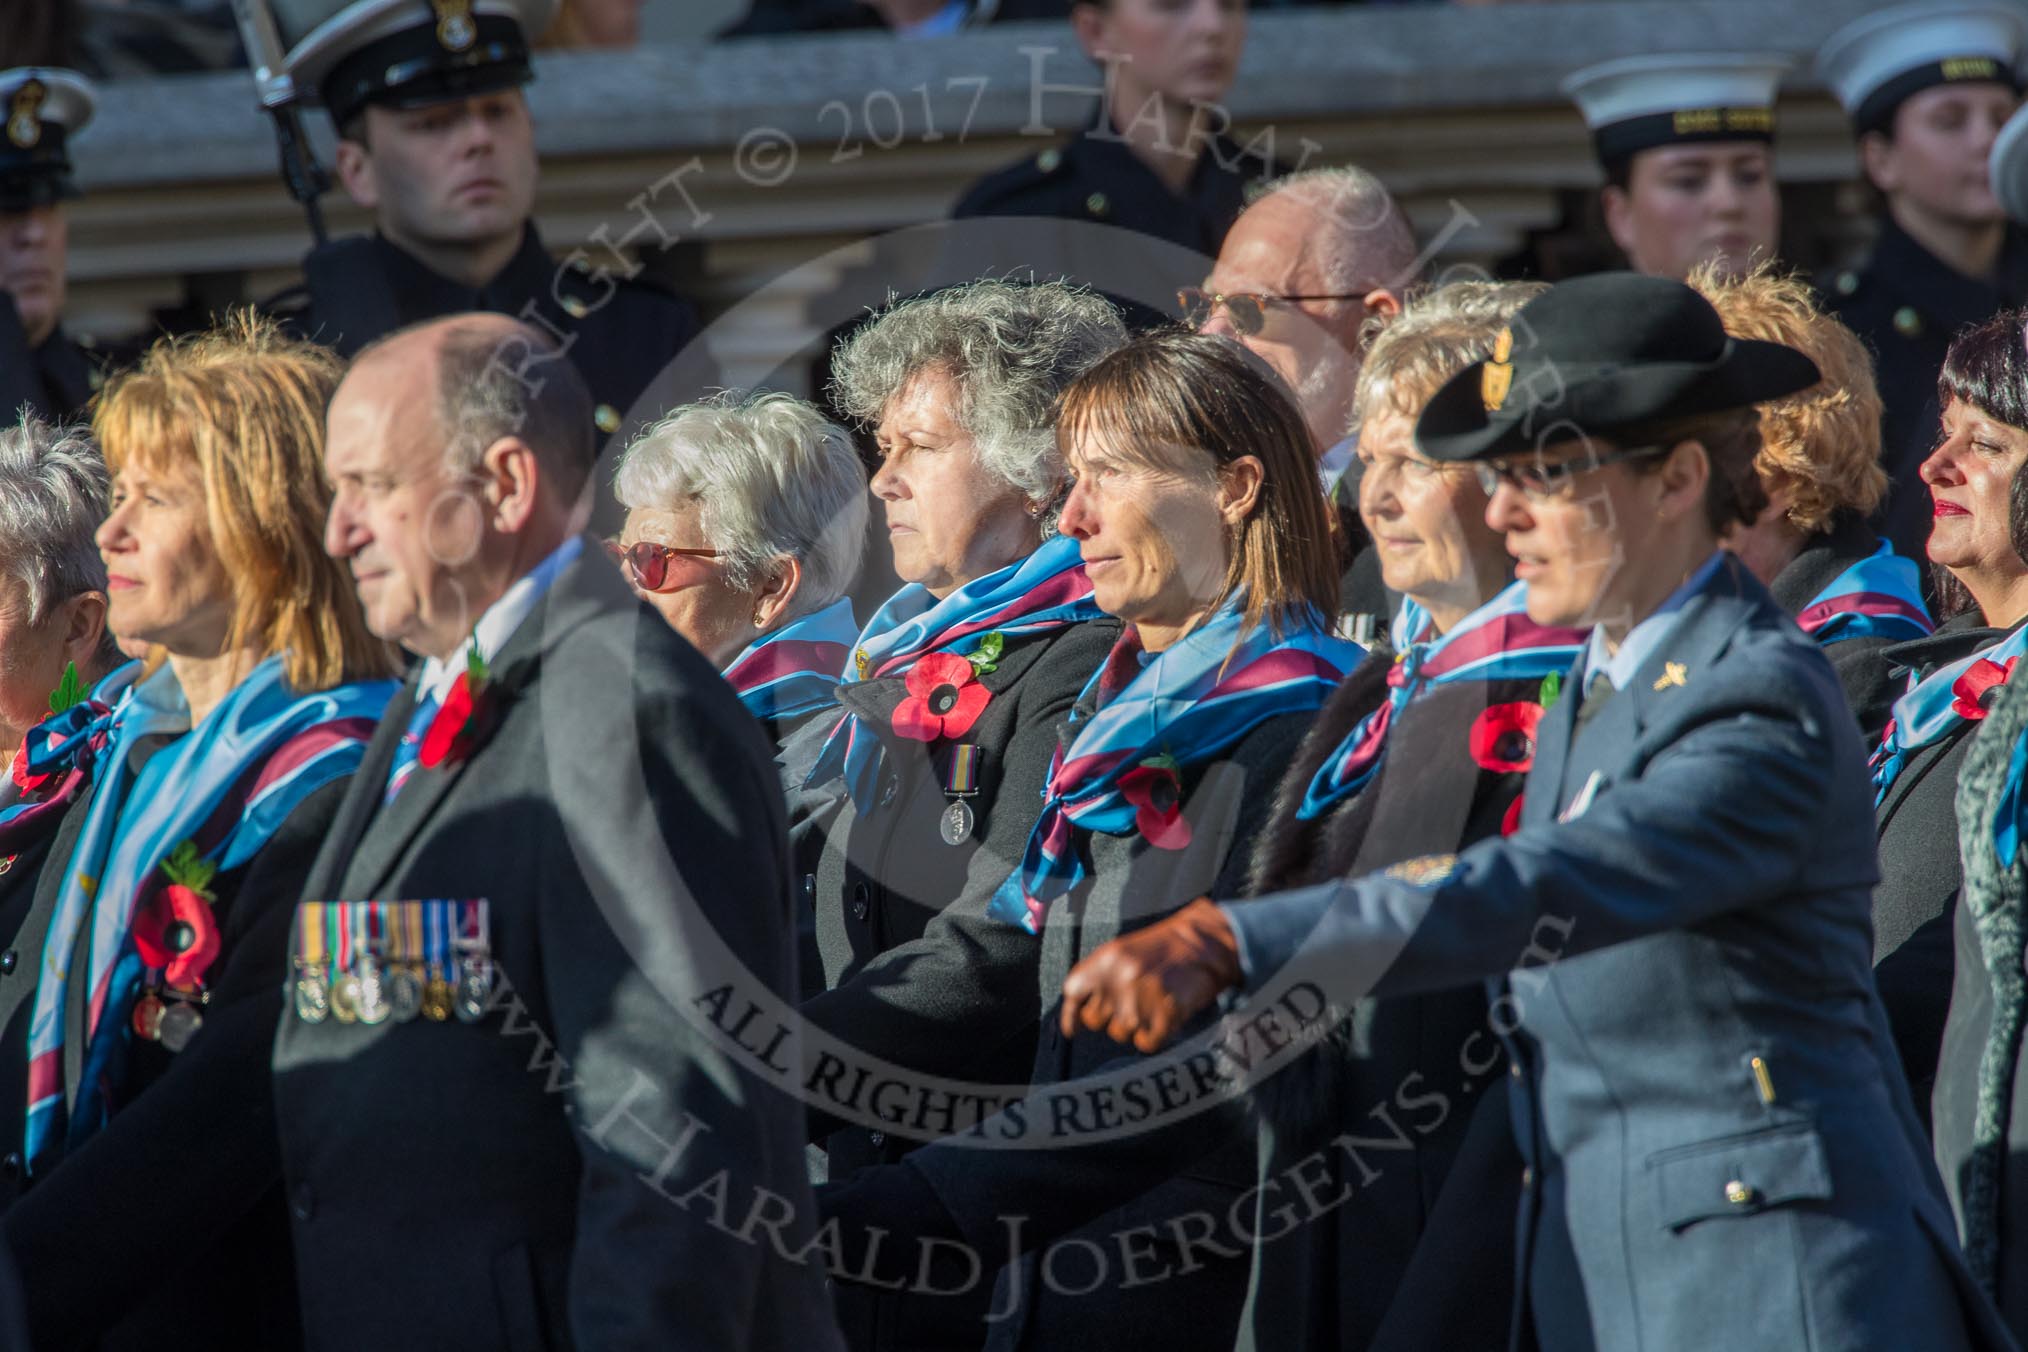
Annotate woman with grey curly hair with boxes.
[794,277,1128,1350]
[613,390,869,745]
[0,414,121,769]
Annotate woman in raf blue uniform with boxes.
[789,278,1126,1352]
[1057,273,2015,1352]
[610,391,869,752]
[0,318,400,1352]
[1817,3,2028,565]
[1689,263,1933,740]
[1869,310,2028,1128]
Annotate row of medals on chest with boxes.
[292,941,496,1027]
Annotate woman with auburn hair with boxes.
[1689,262,1932,739]
[0,314,399,1352]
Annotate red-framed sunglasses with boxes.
[605,538,722,592]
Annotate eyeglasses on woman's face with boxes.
[1469,444,1669,501]
[605,538,723,593]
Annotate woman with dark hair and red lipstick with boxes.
[1869,307,2028,1125]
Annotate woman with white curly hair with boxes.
[612,390,869,746]
[792,276,1128,1352]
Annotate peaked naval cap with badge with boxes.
[274,0,559,129]
[1412,272,1821,464]
[1817,1,2027,138]
[1560,53,1790,169]
[0,69,96,214]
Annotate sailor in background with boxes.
[264,0,705,448]
[1562,53,1788,281]
[1817,1,2028,567]
[0,67,108,426]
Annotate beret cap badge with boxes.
[432,0,479,53]
[6,81,45,150]
[1481,328,1515,414]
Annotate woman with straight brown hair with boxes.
[0,313,399,1352]
[824,329,1364,1352]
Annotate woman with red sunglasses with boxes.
[611,389,869,750]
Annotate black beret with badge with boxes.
[0,68,96,215]
[274,0,559,130]
[1561,53,1790,171]
[1817,1,2026,138]
[1413,272,1821,463]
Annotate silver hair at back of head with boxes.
[828,278,1128,504]
[613,392,870,619]
[1251,166,1421,296]
[0,413,111,628]
[1349,279,1549,432]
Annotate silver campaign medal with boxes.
[939,799,974,846]
[157,999,203,1052]
[388,966,424,1023]
[294,967,330,1024]
[455,958,494,1024]
[356,960,391,1026]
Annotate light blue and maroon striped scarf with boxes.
[722,597,857,727]
[1796,540,1932,645]
[805,534,1101,811]
[1298,581,1586,820]
[25,655,393,1169]
[989,598,1362,935]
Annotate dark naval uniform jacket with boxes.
[1824,218,2028,564]
[949,117,1279,325]
[271,542,842,1352]
[1219,559,2012,1351]
[0,294,104,427]
[267,224,705,445]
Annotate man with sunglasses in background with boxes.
[1182,166,1419,625]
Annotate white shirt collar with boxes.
[415,536,584,705]
[1318,435,1358,496]
[1581,550,1723,692]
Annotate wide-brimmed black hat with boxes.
[1413,272,1822,463]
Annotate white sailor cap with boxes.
[276,0,558,129]
[1562,53,1791,169]
[1817,2,2025,137]
[0,68,96,211]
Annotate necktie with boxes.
[383,690,442,805]
[1573,670,1615,738]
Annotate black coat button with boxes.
[869,1130,886,1149]
[0,950,17,975]
[851,883,870,922]
[290,1182,315,1221]
[1,1153,21,1181]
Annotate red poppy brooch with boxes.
[1473,673,1560,837]
[420,644,496,770]
[131,841,221,991]
[1953,655,2018,721]
[892,634,1003,743]
[1120,751,1192,850]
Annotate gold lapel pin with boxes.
[1652,661,1688,691]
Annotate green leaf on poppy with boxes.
[967,631,1005,676]
[1141,749,1181,773]
[1538,671,1561,711]
[465,637,490,691]
[47,661,85,716]
[160,840,218,903]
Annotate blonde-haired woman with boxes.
[0,315,398,1351]
[1690,262,1932,738]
